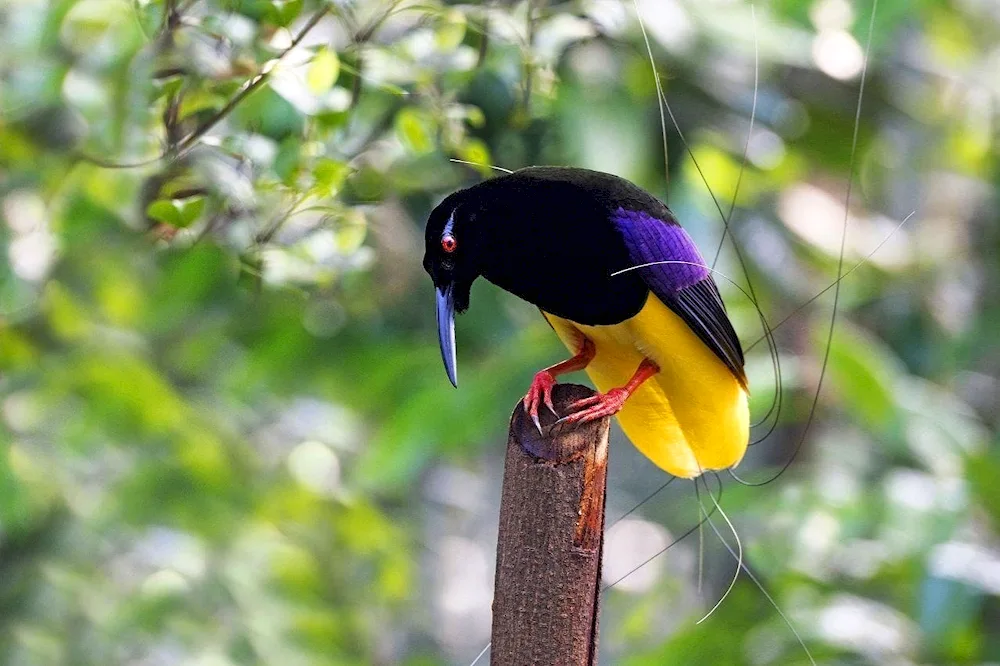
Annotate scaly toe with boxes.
[567,394,602,410]
[554,390,628,428]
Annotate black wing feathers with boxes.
[610,207,748,389]
[669,279,748,389]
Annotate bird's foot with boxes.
[554,388,629,427]
[523,370,559,433]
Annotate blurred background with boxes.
[1,0,998,663]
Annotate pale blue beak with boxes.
[436,285,458,387]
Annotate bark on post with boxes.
[491,383,610,666]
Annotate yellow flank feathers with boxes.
[543,295,750,479]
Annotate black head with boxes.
[423,167,661,387]
[423,191,481,311]
[423,189,481,387]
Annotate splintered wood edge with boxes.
[573,418,609,553]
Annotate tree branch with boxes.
[174,6,330,155]
[86,6,331,169]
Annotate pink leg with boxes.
[557,358,660,426]
[523,337,596,432]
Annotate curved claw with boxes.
[523,370,558,434]
[545,391,558,417]
[551,358,659,430]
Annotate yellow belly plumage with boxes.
[543,295,750,479]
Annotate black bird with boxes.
[423,166,748,478]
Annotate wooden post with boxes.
[491,383,611,666]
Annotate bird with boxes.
[422,166,749,479]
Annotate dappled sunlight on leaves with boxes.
[0,0,997,664]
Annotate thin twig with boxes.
[174,7,331,155]
[85,7,331,169]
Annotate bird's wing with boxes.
[611,208,747,389]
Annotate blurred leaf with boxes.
[817,321,901,433]
[435,9,467,51]
[44,281,94,341]
[267,0,304,27]
[456,138,494,175]
[0,329,39,370]
[334,208,366,253]
[306,47,340,94]
[967,444,1000,530]
[0,0,997,663]
[311,158,351,199]
[146,199,183,226]
[275,135,304,184]
[231,85,304,139]
[395,107,436,155]
[145,197,205,228]
[177,87,226,120]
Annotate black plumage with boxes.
[423,166,746,386]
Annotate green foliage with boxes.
[0,0,998,664]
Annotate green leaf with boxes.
[464,105,486,128]
[146,199,183,226]
[153,75,184,103]
[395,108,435,155]
[456,138,493,175]
[274,136,303,185]
[177,87,226,120]
[967,444,1000,530]
[435,9,467,51]
[306,48,340,94]
[177,196,206,226]
[334,209,366,252]
[267,0,304,27]
[817,321,901,432]
[311,158,351,199]
[145,197,206,228]
[231,85,304,140]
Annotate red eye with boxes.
[441,234,457,253]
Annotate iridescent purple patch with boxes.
[611,208,709,293]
